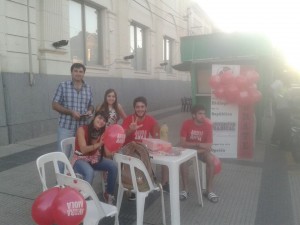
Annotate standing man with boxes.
[180,105,219,203]
[122,96,160,200]
[52,63,94,158]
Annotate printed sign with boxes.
[211,65,240,158]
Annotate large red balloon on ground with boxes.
[32,187,60,225]
[212,154,222,175]
[103,124,125,152]
[52,187,86,225]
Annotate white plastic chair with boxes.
[60,137,75,160]
[114,153,166,225]
[201,162,207,190]
[36,152,77,191]
[56,173,119,225]
[60,137,106,193]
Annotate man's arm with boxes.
[52,101,81,120]
[180,136,212,154]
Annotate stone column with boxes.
[0,0,9,145]
[38,0,70,75]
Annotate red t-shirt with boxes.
[180,118,213,143]
[122,114,158,145]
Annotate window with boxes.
[163,37,173,73]
[130,23,146,70]
[69,1,102,66]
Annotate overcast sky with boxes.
[195,0,300,71]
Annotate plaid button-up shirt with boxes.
[53,80,94,131]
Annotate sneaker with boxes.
[128,193,136,201]
[162,182,170,193]
[103,192,115,205]
[179,190,189,201]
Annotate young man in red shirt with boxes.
[122,96,160,200]
[122,96,160,144]
[180,105,219,203]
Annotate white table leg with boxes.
[168,164,180,225]
[192,155,203,206]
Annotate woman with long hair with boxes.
[72,111,117,204]
[96,89,127,126]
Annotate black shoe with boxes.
[162,182,170,193]
[128,193,136,201]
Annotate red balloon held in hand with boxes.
[32,187,60,225]
[103,124,125,152]
[52,187,86,225]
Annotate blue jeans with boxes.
[57,126,76,172]
[57,126,76,156]
[73,157,118,195]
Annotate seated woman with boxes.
[72,111,117,204]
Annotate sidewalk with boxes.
[0,108,300,225]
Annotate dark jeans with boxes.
[271,108,291,147]
[73,158,117,195]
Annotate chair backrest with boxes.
[55,173,110,220]
[36,152,76,191]
[114,153,156,192]
[60,137,76,160]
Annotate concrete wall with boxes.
[0,72,191,144]
[0,0,214,145]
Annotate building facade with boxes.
[0,0,215,145]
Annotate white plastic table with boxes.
[150,149,203,225]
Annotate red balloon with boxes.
[235,75,250,89]
[209,75,221,89]
[103,124,125,152]
[213,86,225,99]
[249,88,262,104]
[220,71,235,86]
[212,154,221,175]
[224,84,239,103]
[32,187,60,225]
[237,90,251,105]
[246,70,260,83]
[52,187,86,225]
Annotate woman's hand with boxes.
[95,135,104,150]
[104,146,114,157]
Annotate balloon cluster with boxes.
[32,187,87,225]
[209,70,262,105]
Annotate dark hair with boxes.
[70,63,86,73]
[133,96,147,107]
[97,89,120,118]
[88,111,108,141]
[88,111,108,161]
[191,105,206,115]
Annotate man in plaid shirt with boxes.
[52,63,94,158]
